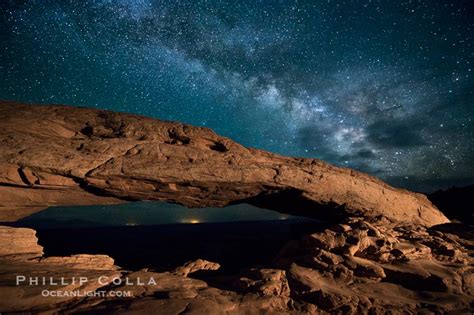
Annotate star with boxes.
[1,0,473,192]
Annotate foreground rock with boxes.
[74,220,474,314]
[0,225,43,258]
[0,226,122,312]
[275,218,474,313]
[0,101,447,226]
[1,220,471,313]
[0,225,296,314]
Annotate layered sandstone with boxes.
[0,101,448,226]
[1,220,471,313]
[0,101,472,313]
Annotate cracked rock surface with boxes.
[0,101,447,226]
[275,218,474,313]
[0,101,471,313]
[0,221,472,313]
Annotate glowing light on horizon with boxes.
[181,218,201,224]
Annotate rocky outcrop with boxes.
[0,226,121,312]
[0,101,448,226]
[275,218,474,313]
[173,259,221,277]
[0,101,472,313]
[0,225,43,258]
[0,225,295,314]
[1,220,471,313]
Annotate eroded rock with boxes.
[0,102,471,314]
[0,226,43,259]
[0,101,448,226]
[0,217,472,313]
[275,218,474,313]
[173,259,220,277]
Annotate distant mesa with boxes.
[428,185,474,225]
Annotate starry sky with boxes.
[1,0,473,192]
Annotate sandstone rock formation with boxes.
[0,225,43,258]
[1,221,471,313]
[0,225,296,314]
[0,226,121,312]
[174,259,221,277]
[274,218,474,313]
[0,101,448,226]
[1,101,471,314]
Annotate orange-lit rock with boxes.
[0,101,448,226]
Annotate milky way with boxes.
[1,0,473,192]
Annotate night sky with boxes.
[1,0,473,192]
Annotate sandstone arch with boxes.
[0,101,448,226]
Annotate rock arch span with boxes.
[0,101,448,226]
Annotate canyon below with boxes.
[0,101,472,314]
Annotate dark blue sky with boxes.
[1,0,473,192]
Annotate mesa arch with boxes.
[0,101,448,226]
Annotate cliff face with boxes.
[0,101,448,226]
